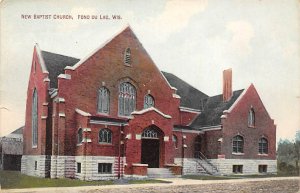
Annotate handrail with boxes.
[194,151,219,174]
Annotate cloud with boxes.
[140,0,208,41]
[226,20,254,57]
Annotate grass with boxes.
[0,170,113,189]
[0,171,172,189]
[183,173,299,180]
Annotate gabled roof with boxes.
[11,126,24,134]
[38,50,209,110]
[162,71,208,110]
[190,89,244,128]
[41,51,79,88]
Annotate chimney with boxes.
[223,68,232,102]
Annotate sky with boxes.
[0,0,299,144]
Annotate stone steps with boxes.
[147,168,175,178]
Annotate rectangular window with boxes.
[34,161,37,170]
[98,163,112,174]
[258,165,267,173]
[232,165,243,173]
[77,162,81,173]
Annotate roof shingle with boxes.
[162,71,208,110]
[41,51,80,88]
[190,89,244,129]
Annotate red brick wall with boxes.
[172,131,205,159]
[204,129,222,159]
[221,84,276,160]
[179,111,199,125]
[24,47,50,156]
[54,27,181,159]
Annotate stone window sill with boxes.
[98,143,114,146]
[232,152,244,156]
[258,153,268,156]
[77,143,82,147]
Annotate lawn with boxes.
[182,173,297,180]
[0,171,169,189]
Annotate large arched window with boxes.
[232,135,244,153]
[77,128,83,144]
[124,48,131,66]
[32,89,38,147]
[248,108,255,127]
[118,82,136,116]
[97,87,110,114]
[259,138,268,154]
[99,128,112,144]
[144,94,155,109]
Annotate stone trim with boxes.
[174,158,277,175]
[132,107,172,119]
[75,108,91,117]
[21,155,51,178]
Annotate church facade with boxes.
[21,26,277,180]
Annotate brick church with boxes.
[22,26,276,180]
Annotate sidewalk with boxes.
[2,176,300,193]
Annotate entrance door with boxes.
[141,139,160,168]
[194,135,202,158]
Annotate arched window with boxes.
[118,82,136,116]
[232,135,244,153]
[144,94,155,109]
[99,129,112,144]
[259,138,268,154]
[172,135,178,148]
[97,87,110,114]
[248,108,255,127]
[32,89,38,147]
[124,48,131,65]
[77,128,83,144]
[142,128,158,139]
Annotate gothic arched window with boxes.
[32,89,38,147]
[118,82,136,116]
[232,135,244,153]
[259,138,268,154]
[144,94,155,109]
[99,128,112,144]
[97,87,110,114]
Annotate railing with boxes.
[194,151,219,175]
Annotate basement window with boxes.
[232,165,243,174]
[34,161,37,170]
[77,162,81,173]
[98,163,112,174]
[258,165,267,173]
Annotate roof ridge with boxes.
[161,71,208,96]
[207,89,245,98]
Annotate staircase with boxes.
[147,168,175,178]
[194,151,219,175]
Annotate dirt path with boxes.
[3,177,300,193]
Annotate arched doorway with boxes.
[141,126,163,168]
